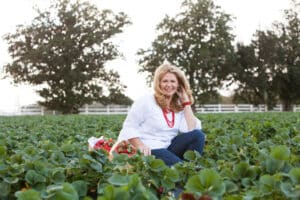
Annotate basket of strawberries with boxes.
[88,136,137,160]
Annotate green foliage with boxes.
[185,168,225,198]
[137,0,235,104]
[0,113,299,199]
[15,189,42,200]
[233,2,300,110]
[99,174,158,200]
[288,168,300,185]
[3,0,132,114]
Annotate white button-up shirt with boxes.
[117,94,202,149]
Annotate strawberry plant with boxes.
[0,113,299,199]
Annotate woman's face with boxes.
[159,72,179,97]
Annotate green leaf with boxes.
[270,145,290,161]
[50,151,66,164]
[224,180,239,193]
[108,174,130,186]
[51,183,79,200]
[0,145,6,157]
[0,181,11,197]
[9,163,24,176]
[4,177,19,184]
[15,189,42,200]
[127,174,146,193]
[164,168,179,182]
[101,185,115,200]
[241,178,252,188]
[246,166,258,180]
[52,169,65,184]
[89,162,102,172]
[199,169,222,188]
[0,164,8,175]
[232,162,249,180]
[132,190,158,200]
[149,159,166,172]
[259,174,277,193]
[183,150,196,161]
[25,170,46,185]
[114,188,130,200]
[61,144,75,153]
[288,167,300,185]
[161,179,175,190]
[82,154,95,162]
[265,158,284,173]
[72,180,88,197]
[185,169,225,196]
[280,182,300,198]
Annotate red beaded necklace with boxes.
[162,108,175,128]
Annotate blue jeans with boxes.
[151,129,205,166]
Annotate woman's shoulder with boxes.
[130,93,157,112]
[135,93,155,104]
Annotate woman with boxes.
[117,62,205,166]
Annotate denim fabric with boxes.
[151,129,205,166]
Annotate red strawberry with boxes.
[156,186,164,195]
[180,193,196,200]
[94,139,105,149]
[198,194,212,200]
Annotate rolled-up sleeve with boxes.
[117,97,146,141]
[179,115,202,133]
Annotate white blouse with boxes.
[117,94,202,149]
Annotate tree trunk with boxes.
[282,99,292,111]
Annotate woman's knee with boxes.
[190,129,205,143]
[151,149,182,166]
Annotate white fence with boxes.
[1,104,299,116]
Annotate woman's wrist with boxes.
[182,101,192,107]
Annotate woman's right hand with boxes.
[138,145,151,156]
[128,137,151,156]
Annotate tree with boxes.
[137,0,235,104]
[233,34,278,109]
[3,0,132,114]
[273,1,300,110]
[233,0,300,110]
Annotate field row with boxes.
[0,113,299,199]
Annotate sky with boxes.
[0,0,292,112]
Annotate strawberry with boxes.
[198,194,212,200]
[156,186,164,195]
[94,139,105,149]
[180,193,196,200]
[114,141,136,156]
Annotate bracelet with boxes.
[182,101,192,107]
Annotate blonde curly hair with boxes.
[153,62,194,112]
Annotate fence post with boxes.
[41,107,44,115]
[234,105,238,112]
[279,104,282,112]
[85,105,88,114]
[218,104,221,112]
[107,105,110,114]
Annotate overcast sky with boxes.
[0,0,291,110]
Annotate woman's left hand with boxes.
[177,86,189,103]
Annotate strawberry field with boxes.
[0,113,299,200]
